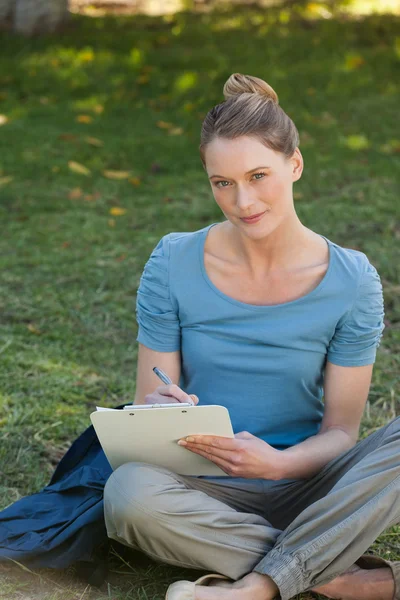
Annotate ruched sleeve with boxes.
[135,234,181,352]
[326,260,385,366]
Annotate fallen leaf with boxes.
[344,54,365,71]
[0,176,13,185]
[84,193,100,201]
[344,135,370,150]
[156,120,173,129]
[129,177,141,186]
[0,115,9,125]
[109,207,127,216]
[379,139,400,154]
[76,115,93,123]
[108,219,116,227]
[294,191,304,200]
[69,187,83,199]
[93,104,104,114]
[168,127,184,136]
[59,133,78,142]
[85,136,104,147]
[116,254,127,261]
[68,161,91,176]
[27,324,41,335]
[103,170,131,180]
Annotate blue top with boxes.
[135,222,385,483]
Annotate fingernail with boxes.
[177,440,187,446]
[186,436,195,442]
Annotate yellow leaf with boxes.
[68,161,91,176]
[294,191,304,200]
[93,104,104,114]
[129,177,141,186]
[344,54,365,71]
[344,135,370,150]
[108,219,116,227]
[84,136,104,147]
[76,115,93,123]
[156,120,173,129]
[379,139,400,154]
[0,115,8,126]
[0,176,13,185]
[27,324,41,335]
[103,170,131,180]
[109,207,127,216]
[183,102,195,112]
[68,187,83,199]
[168,127,184,136]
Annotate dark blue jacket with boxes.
[0,410,118,583]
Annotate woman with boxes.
[103,73,400,600]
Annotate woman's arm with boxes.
[178,361,376,481]
[276,361,375,480]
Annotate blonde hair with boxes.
[199,73,300,166]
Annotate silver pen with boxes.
[152,366,194,405]
[152,366,173,385]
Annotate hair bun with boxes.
[223,73,279,104]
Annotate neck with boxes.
[225,216,315,280]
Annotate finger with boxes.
[158,384,193,404]
[180,441,236,461]
[181,435,239,450]
[182,445,235,474]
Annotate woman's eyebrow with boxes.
[209,166,271,179]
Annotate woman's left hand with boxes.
[177,431,282,480]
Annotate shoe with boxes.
[165,572,232,600]
[355,553,400,600]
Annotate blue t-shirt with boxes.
[135,222,385,482]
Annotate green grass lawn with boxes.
[0,1,399,598]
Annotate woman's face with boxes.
[204,135,303,235]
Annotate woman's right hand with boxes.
[141,384,199,406]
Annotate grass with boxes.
[0,0,399,597]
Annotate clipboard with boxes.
[90,404,234,476]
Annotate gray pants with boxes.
[104,416,400,600]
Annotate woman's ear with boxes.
[291,148,303,181]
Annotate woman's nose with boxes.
[235,186,256,211]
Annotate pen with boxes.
[152,366,195,405]
[152,366,172,385]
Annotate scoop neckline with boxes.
[198,222,335,311]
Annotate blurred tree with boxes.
[0,0,69,35]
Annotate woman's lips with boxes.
[240,211,266,223]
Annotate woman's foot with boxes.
[195,572,279,600]
[193,563,395,600]
[311,564,395,600]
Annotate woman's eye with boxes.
[214,172,266,188]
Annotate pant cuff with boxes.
[252,550,306,600]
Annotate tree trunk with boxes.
[0,0,70,35]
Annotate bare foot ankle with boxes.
[311,565,395,600]
[195,572,279,600]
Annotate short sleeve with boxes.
[327,261,385,367]
[135,234,181,352]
